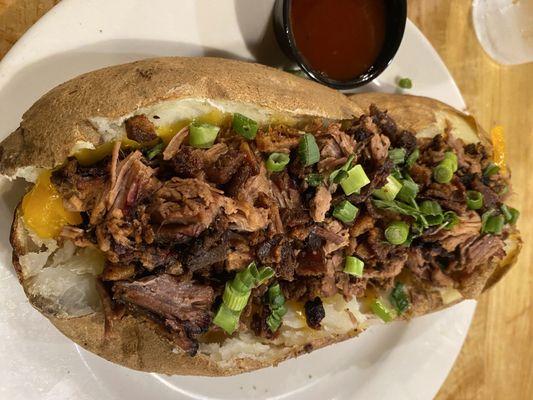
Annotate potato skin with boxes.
[0,57,361,179]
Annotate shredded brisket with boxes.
[51,105,510,353]
[113,274,214,355]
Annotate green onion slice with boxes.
[146,142,165,160]
[270,295,285,309]
[266,153,290,172]
[329,155,354,183]
[373,175,403,201]
[266,313,282,332]
[482,213,505,234]
[390,283,410,314]
[398,77,413,89]
[215,262,274,334]
[389,148,406,165]
[298,133,320,166]
[268,282,282,301]
[500,204,519,225]
[333,169,349,183]
[405,148,420,168]
[507,207,519,225]
[266,282,287,332]
[306,173,323,187]
[385,221,410,245]
[373,199,423,219]
[443,211,460,230]
[433,160,454,184]
[444,151,458,172]
[466,190,484,210]
[498,185,509,196]
[483,163,500,178]
[213,303,240,334]
[340,164,370,195]
[426,214,444,226]
[419,200,443,226]
[333,200,359,223]
[189,122,220,148]
[232,266,256,293]
[370,298,397,322]
[396,178,419,203]
[222,283,251,312]
[256,266,275,285]
[500,204,512,221]
[419,200,443,216]
[232,113,258,139]
[344,256,364,277]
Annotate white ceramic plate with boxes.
[0,1,475,399]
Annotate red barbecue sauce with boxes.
[290,0,386,81]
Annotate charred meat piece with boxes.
[304,297,325,329]
[169,146,205,178]
[183,235,229,272]
[281,208,312,228]
[113,274,214,355]
[206,149,245,184]
[297,248,326,276]
[125,114,158,143]
[256,235,297,280]
[368,105,418,154]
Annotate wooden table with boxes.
[1,0,531,398]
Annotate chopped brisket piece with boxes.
[297,248,326,276]
[255,126,301,153]
[112,274,214,355]
[51,158,108,212]
[206,149,245,184]
[169,146,205,178]
[304,297,325,329]
[460,235,506,274]
[310,185,332,223]
[471,176,501,210]
[125,114,157,143]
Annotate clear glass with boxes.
[472,0,533,65]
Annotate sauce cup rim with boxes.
[275,0,407,89]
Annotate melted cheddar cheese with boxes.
[196,109,231,127]
[21,170,82,239]
[156,120,191,144]
[491,125,507,174]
